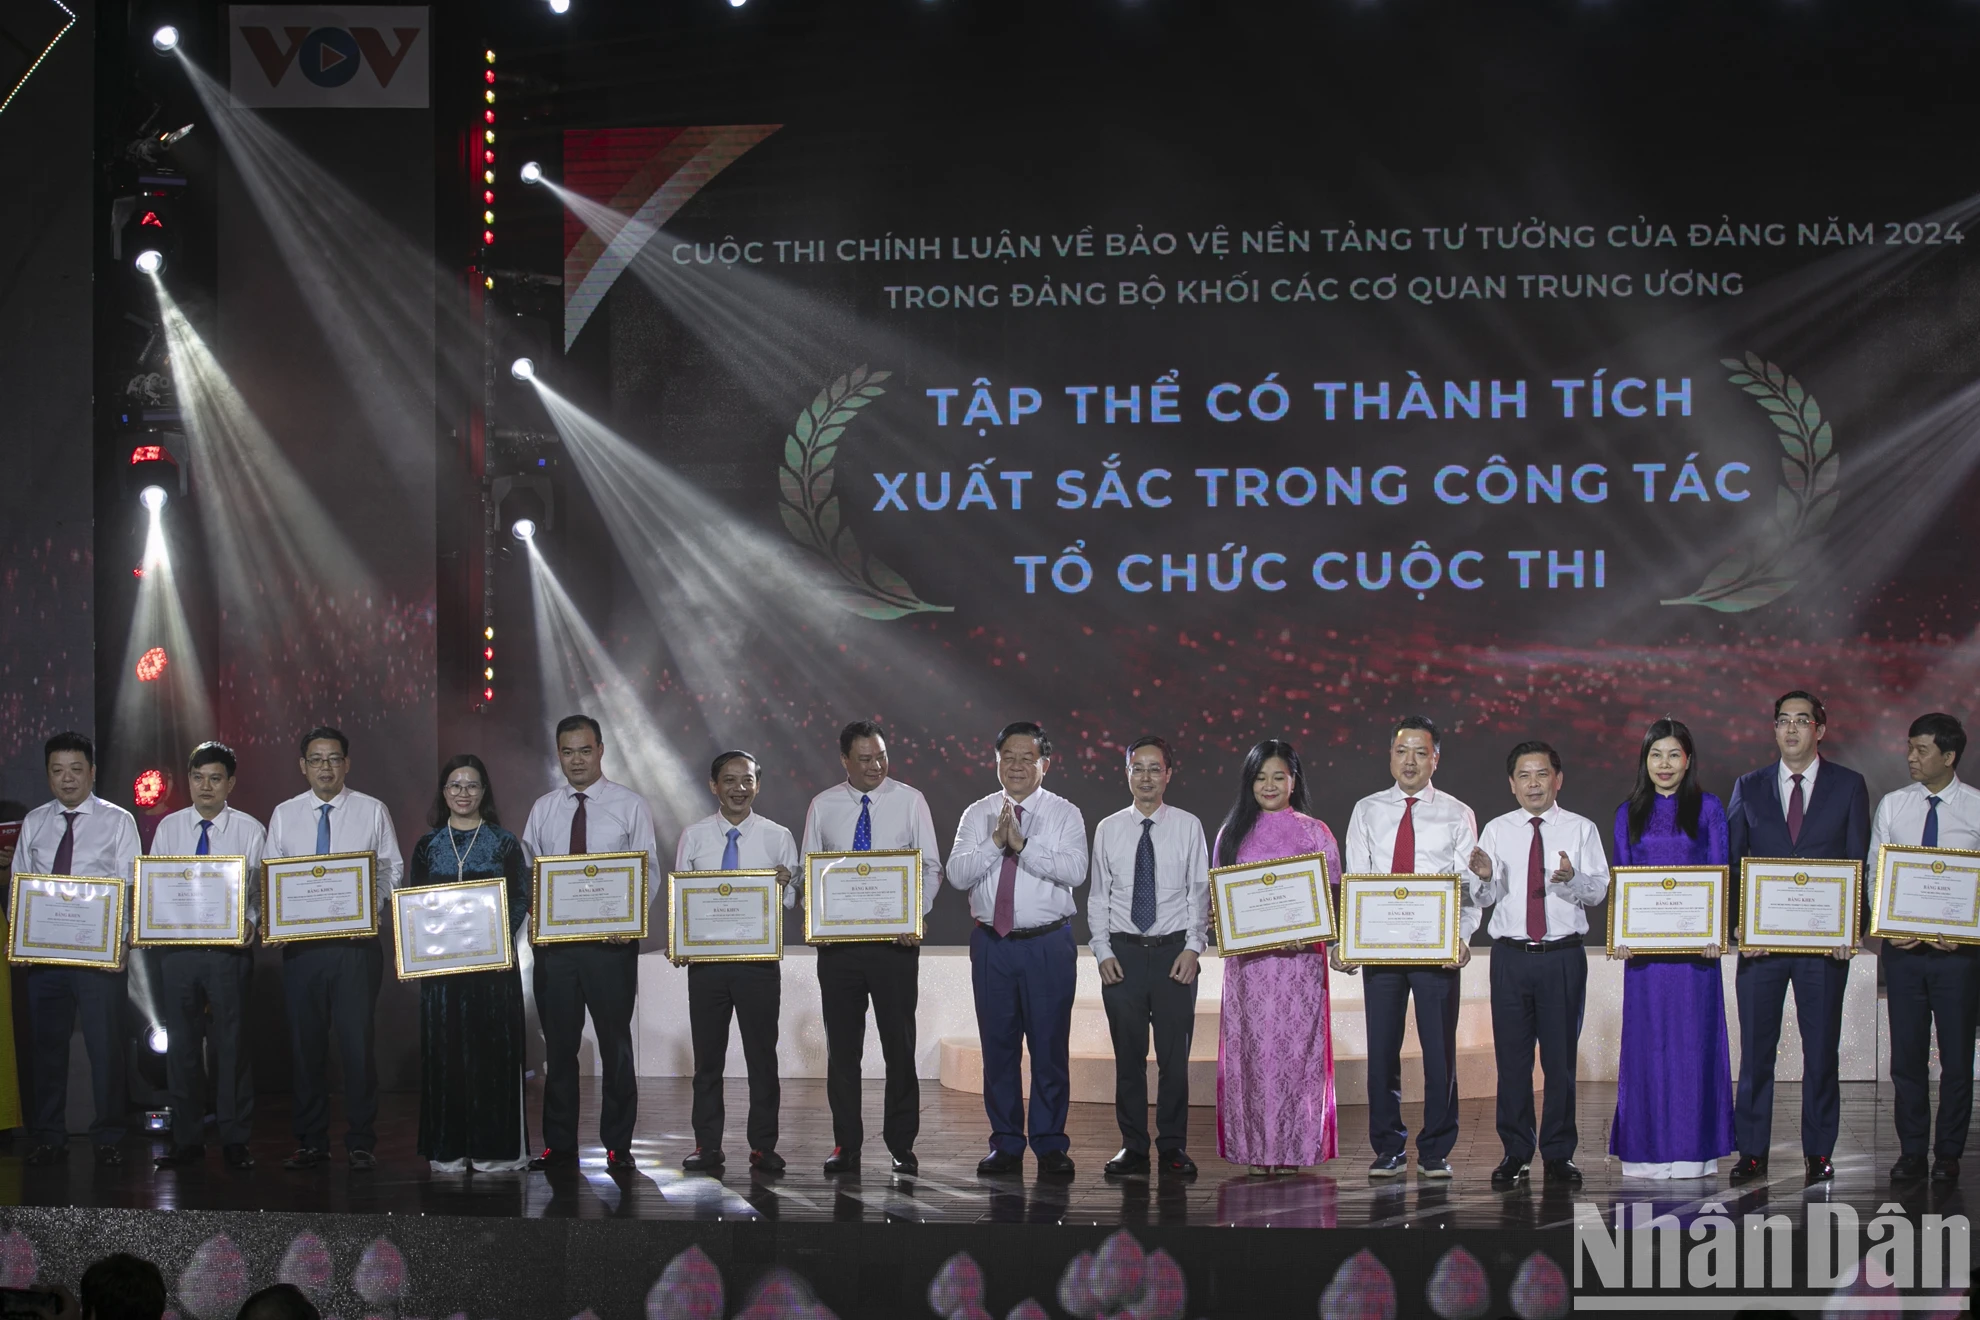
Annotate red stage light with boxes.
[483,229,495,245]
[484,190,495,204]
[130,444,164,464]
[133,769,167,808]
[482,646,494,661]
[132,566,144,578]
[484,110,495,125]
[483,69,495,84]
[135,646,169,682]
[482,686,494,702]
[140,210,164,228]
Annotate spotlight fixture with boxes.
[133,768,168,809]
[511,517,537,541]
[548,0,570,11]
[509,356,536,381]
[135,647,169,682]
[134,248,164,274]
[151,25,179,52]
[139,484,168,511]
[520,161,542,184]
[147,1026,170,1054]
[730,0,748,7]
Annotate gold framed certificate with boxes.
[1870,845,1980,945]
[1211,852,1335,955]
[8,874,128,969]
[1608,865,1726,954]
[668,870,783,963]
[1739,858,1860,955]
[263,852,378,943]
[530,851,649,943]
[1337,874,1463,966]
[803,849,923,942]
[133,855,249,946]
[392,878,514,979]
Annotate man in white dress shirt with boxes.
[1090,736,1208,1179]
[1340,715,1481,1179]
[519,714,660,1173]
[672,750,800,1174]
[1468,740,1610,1188]
[149,741,265,1171]
[1874,712,1980,1186]
[264,725,404,1171]
[16,732,142,1167]
[950,721,1089,1177]
[800,720,943,1175]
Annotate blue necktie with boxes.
[1131,818,1158,932]
[721,826,741,871]
[853,795,872,852]
[1923,795,1942,848]
[196,820,212,856]
[315,803,333,855]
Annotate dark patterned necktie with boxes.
[993,804,1024,936]
[853,795,872,851]
[569,792,588,854]
[1923,795,1942,848]
[1526,817,1547,942]
[1131,818,1158,932]
[1787,774,1805,845]
[196,820,212,856]
[51,811,77,875]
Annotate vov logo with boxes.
[228,6,430,109]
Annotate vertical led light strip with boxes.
[477,48,498,709]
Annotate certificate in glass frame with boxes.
[1210,852,1335,955]
[1336,874,1463,967]
[1608,865,1726,954]
[668,870,783,962]
[1739,858,1860,955]
[133,855,249,946]
[1869,845,1980,945]
[263,852,378,942]
[8,874,128,969]
[803,850,923,943]
[530,852,650,944]
[392,878,515,979]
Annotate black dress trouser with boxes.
[1488,940,1587,1162]
[1099,935,1196,1155]
[817,942,919,1155]
[161,946,255,1148]
[1884,942,1980,1160]
[687,961,781,1156]
[532,940,639,1153]
[282,939,382,1152]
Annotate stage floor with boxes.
[3,1078,1969,1229]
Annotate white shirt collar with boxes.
[1387,781,1439,804]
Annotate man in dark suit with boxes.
[1726,689,1870,1184]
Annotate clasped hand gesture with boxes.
[1466,847,1574,886]
[991,801,1025,854]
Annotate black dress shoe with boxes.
[1891,1154,1930,1181]
[283,1147,328,1171]
[681,1148,724,1172]
[1728,1154,1768,1183]
[822,1146,858,1174]
[1805,1155,1834,1182]
[1543,1159,1583,1186]
[1037,1150,1075,1177]
[606,1149,637,1172]
[1931,1157,1960,1185]
[153,1145,204,1169]
[526,1147,578,1171]
[348,1149,377,1171]
[1490,1157,1530,1187]
[1157,1149,1197,1177]
[889,1150,917,1175]
[1369,1152,1407,1178]
[223,1144,255,1170]
[1418,1157,1452,1179]
[22,1144,62,1167]
[751,1150,786,1173]
[1104,1148,1151,1177]
[976,1148,1023,1176]
[93,1145,125,1167]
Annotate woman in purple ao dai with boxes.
[1214,739,1341,1174]
[1608,717,1736,1179]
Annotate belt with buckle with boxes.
[980,917,1069,941]
[1110,930,1186,948]
[1494,934,1584,953]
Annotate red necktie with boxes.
[51,811,78,876]
[1786,774,1805,845]
[568,792,588,854]
[1391,797,1418,873]
[993,804,1024,936]
[1527,817,1548,942]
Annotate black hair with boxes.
[427,753,502,830]
[298,726,348,758]
[839,720,886,757]
[1126,735,1175,770]
[709,750,758,782]
[1627,717,1704,845]
[1773,690,1827,725]
[1391,714,1440,751]
[44,731,95,767]
[1505,740,1562,777]
[996,720,1053,757]
[1909,712,1966,769]
[235,1284,322,1320]
[1215,739,1308,867]
[188,740,238,777]
[79,1252,166,1320]
[555,714,603,746]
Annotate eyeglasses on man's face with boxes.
[305,755,347,768]
[1773,716,1816,729]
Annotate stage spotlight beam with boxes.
[520,161,542,184]
[548,0,570,12]
[139,484,168,511]
[147,1025,169,1054]
[151,25,180,52]
[510,356,535,381]
[135,249,164,274]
